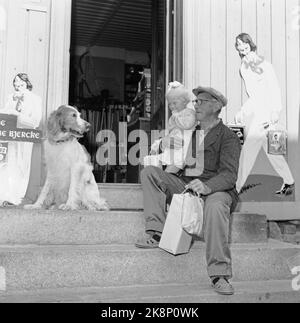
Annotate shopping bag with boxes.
[181,192,204,237]
[159,193,193,255]
[267,129,287,156]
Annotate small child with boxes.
[144,81,197,174]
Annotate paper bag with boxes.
[181,193,204,237]
[159,194,193,255]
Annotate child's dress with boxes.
[144,107,196,170]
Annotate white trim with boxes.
[0,5,6,31]
[22,5,47,12]
[165,0,171,130]
[47,0,72,115]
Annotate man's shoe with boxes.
[275,183,294,196]
[211,277,234,296]
[135,234,161,249]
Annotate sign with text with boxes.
[228,124,245,146]
[0,113,42,143]
[0,142,8,163]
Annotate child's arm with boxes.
[173,108,196,130]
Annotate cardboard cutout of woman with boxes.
[234,34,294,196]
[0,73,42,206]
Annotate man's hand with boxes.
[161,135,184,150]
[185,179,212,196]
[150,140,161,155]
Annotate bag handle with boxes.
[182,188,202,198]
[180,192,186,224]
[180,189,202,225]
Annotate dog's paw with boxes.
[86,205,97,211]
[58,203,78,211]
[96,202,110,211]
[84,201,110,211]
[24,204,42,210]
[96,198,110,211]
[100,202,110,211]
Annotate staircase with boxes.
[0,184,299,303]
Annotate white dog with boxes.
[24,105,109,211]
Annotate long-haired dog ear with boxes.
[56,105,68,130]
[47,110,62,138]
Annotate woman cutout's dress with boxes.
[0,73,42,206]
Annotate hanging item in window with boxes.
[144,68,151,119]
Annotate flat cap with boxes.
[192,86,228,107]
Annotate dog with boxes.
[24,105,109,211]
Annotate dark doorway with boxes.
[69,0,167,184]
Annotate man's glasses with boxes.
[192,98,217,106]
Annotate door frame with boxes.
[38,0,72,187]
[165,0,183,129]
[47,0,72,116]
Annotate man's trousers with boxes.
[141,166,233,279]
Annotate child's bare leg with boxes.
[165,165,182,174]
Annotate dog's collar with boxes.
[48,137,74,145]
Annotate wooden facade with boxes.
[0,0,300,219]
[183,0,300,219]
[0,0,71,199]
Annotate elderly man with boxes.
[135,86,241,296]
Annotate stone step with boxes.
[0,209,145,245]
[99,184,143,210]
[0,241,298,291]
[0,280,299,303]
[0,209,267,245]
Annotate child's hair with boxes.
[166,81,191,103]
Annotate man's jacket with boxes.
[182,120,242,211]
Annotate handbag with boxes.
[267,124,287,156]
[180,190,204,237]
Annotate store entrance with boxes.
[69,0,167,184]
